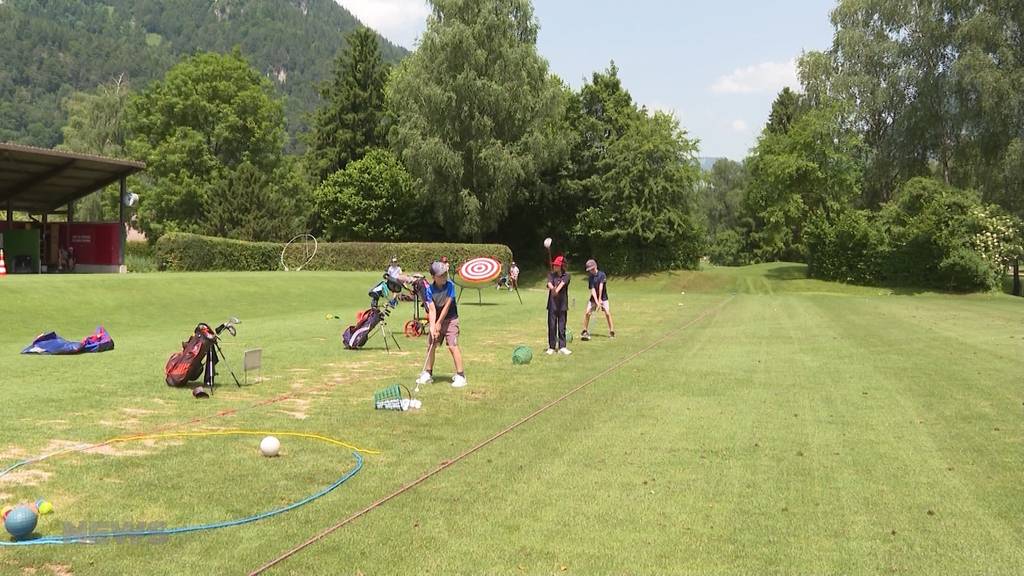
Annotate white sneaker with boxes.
[559,348,572,355]
[545,348,556,355]
[451,374,468,388]
[415,371,433,386]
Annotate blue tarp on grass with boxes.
[21,327,114,355]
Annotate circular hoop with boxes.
[281,234,318,271]
[0,430,370,546]
[458,257,502,284]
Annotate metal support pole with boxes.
[41,212,47,273]
[119,177,127,273]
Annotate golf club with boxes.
[415,334,440,394]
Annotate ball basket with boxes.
[374,383,412,411]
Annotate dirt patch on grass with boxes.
[20,565,74,576]
[0,469,51,486]
[276,397,312,420]
[121,408,158,417]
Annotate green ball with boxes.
[512,345,533,365]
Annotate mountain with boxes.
[0,0,407,151]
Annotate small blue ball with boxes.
[4,506,37,540]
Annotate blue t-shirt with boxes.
[588,271,609,302]
[425,279,458,320]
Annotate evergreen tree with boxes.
[308,27,391,181]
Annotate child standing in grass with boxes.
[546,255,571,355]
[509,261,520,291]
[581,258,614,340]
[417,261,467,388]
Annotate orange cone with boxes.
[0,250,6,276]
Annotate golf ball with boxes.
[260,436,281,457]
[543,238,552,249]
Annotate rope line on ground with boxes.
[249,297,731,575]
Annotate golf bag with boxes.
[342,308,383,349]
[165,324,214,386]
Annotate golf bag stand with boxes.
[373,302,402,354]
[203,324,242,392]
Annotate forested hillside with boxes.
[0,0,406,149]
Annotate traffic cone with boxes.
[0,250,6,276]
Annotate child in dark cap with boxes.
[581,258,614,341]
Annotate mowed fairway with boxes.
[1,263,1023,575]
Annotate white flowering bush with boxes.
[970,207,1023,270]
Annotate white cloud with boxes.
[710,59,799,94]
[336,0,430,49]
[731,119,748,133]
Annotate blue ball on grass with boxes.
[4,505,37,540]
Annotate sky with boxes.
[336,0,837,160]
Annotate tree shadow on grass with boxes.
[761,263,935,296]
[762,264,808,281]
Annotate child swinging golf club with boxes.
[581,258,615,340]
[546,255,571,355]
[416,261,467,388]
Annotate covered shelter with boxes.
[0,142,145,273]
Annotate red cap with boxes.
[552,255,565,267]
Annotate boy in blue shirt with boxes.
[416,261,467,388]
[581,259,615,341]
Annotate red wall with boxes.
[61,223,121,266]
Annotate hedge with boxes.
[155,233,514,273]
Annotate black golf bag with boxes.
[342,308,383,349]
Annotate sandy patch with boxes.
[276,397,312,420]
[0,469,51,486]
[121,408,158,417]
[45,565,74,576]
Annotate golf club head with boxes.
[227,325,237,337]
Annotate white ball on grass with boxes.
[260,436,281,457]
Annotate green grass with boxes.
[1,263,1023,575]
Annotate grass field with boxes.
[2,263,1023,575]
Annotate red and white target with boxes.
[458,257,502,284]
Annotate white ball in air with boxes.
[543,238,552,249]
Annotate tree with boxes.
[128,50,288,239]
[387,0,568,241]
[745,102,864,261]
[314,149,426,242]
[59,76,133,221]
[575,111,705,272]
[701,158,748,235]
[308,27,390,181]
[202,159,311,242]
[765,87,803,136]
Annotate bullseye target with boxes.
[458,257,502,284]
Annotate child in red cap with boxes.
[546,255,571,355]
